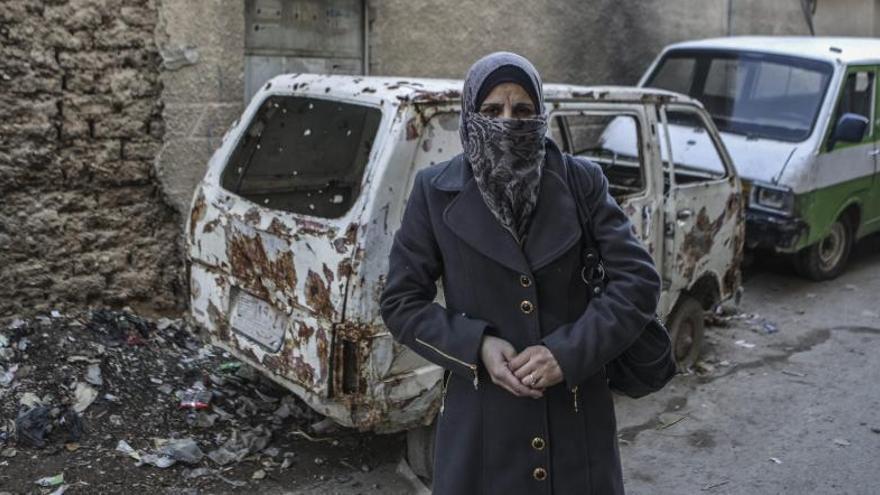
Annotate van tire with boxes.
[667,296,705,371]
[405,420,436,484]
[794,216,853,281]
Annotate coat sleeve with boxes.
[540,158,662,390]
[379,169,490,387]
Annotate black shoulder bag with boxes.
[563,155,677,399]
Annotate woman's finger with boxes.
[507,346,537,370]
[499,367,542,398]
[513,358,539,380]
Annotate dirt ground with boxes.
[2,236,878,495]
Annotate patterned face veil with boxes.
[460,52,548,245]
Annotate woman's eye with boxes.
[480,107,500,117]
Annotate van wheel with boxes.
[405,419,436,484]
[794,216,853,281]
[667,296,705,371]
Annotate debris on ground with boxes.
[0,310,402,492]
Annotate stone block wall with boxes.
[0,0,183,318]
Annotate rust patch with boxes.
[322,263,334,284]
[190,190,206,241]
[305,270,334,318]
[337,259,353,279]
[406,117,419,141]
[267,217,292,237]
[679,207,726,282]
[227,230,298,303]
[243,207,261,224]
[202,218,220,234]
[411,89,460,103]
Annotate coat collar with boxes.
[431,139,582,274]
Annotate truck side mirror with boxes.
[827,113,869,151]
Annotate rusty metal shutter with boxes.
[244,0,366,102]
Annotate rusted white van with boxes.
[186,74,743,471]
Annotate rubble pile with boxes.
[0,310,398,493]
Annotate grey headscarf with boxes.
[460,52,548,246]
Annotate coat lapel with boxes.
[432,140,581,274]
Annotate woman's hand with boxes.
[509,346,564,389]
[480,336,543,399]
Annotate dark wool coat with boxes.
[379,140,662,495]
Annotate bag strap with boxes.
[563,154,607,294]
[562,154,596,248]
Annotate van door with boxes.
[550,103,665,277]
[658,104,741,302]
[813,67,877,240]
[870,66,880,235]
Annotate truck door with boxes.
[659,104,742,301]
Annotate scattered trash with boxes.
[844,284,857,291]
[0,364,18,387]
[252,469,267,480]
[781,370,806,378]
[1,447,16,458]
[35,473,64,487]
[15,406,51,448]
[116,440,141,461]
[833,438,851,447]
[179,383,212,410]
[218,362,242,374]
[217,474,247,487]
[734,339,756,349]
[72,382,98,413]
[84,364,103,386]
[760,321,778,334]
[50,310,62,319]
[19,392,42,408]
[184,467,214,480]
[160,438,204,464]
[207,425,272,466]
[768,457,782,464]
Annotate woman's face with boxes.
[478,83,536,119]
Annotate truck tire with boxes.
[405,419,436,484]
[667,296,705,371]
[794,216,853,281]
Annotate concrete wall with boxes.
[0,0,183,318]
[367,0,814,86]
[813,0,880,36]
[154,0,246,214]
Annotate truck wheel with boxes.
[794,216,853,281]
[667,296,705,371]
[405,419,436,484]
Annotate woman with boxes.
[379,52,661,494]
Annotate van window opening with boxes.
[833,71,875,139]
[645,50,833,142]
[551,113,645,200]
[221,95,382,218]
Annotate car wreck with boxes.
[186,74,744,462]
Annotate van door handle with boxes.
[677,209,694,220]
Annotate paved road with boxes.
[290,236,880,494]
[617,238,880,495]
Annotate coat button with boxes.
[520,300,534,314]
[531,437,545,450]
[519,274,532,288]
[533,467,547,481]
